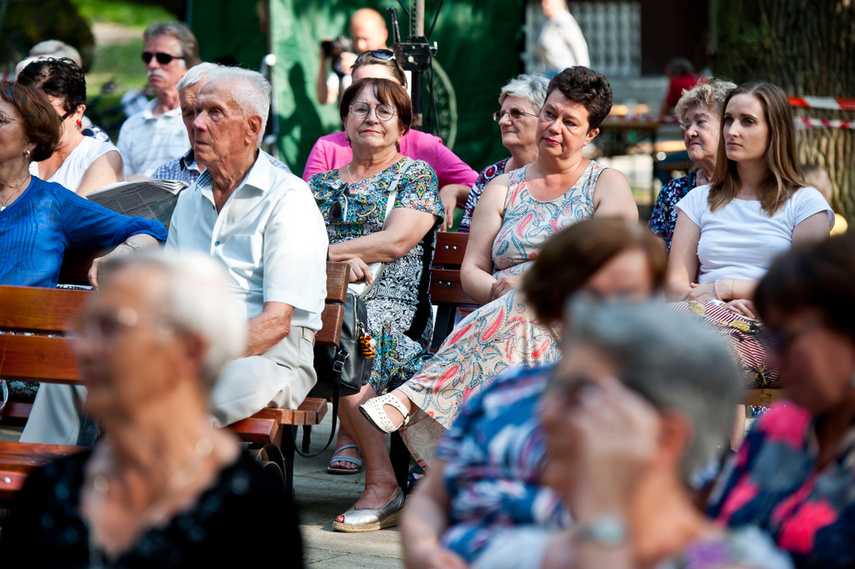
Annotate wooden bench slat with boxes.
[0,471,31,501]
[324,262,349,304]
[432,232,469,266]
[0,285,88,333]
[0,441,85,472]
[226,417,280,445]
[430,268,477,305]
[0,335,80,383]
[252,397,328,426]
[316,304,344,347]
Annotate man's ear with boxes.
[246,115,263,146]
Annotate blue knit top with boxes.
[0,177,167,287]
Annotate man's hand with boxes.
[88,234,159,289]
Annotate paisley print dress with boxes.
[399,162,603,465]
[309,158,444,393]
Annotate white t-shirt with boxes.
[116,99,190,177]
[676,184,833,284]
[29,136,118,194]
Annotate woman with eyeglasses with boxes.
[308,77,443,532]
[303,49,477,231]
[708,232,855,569]
[0,81,165,422]
[17,58,123,197]
[458,74,548,232]
[359,66,637,467]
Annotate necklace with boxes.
[0,174,30,211]
[83,431,215,566]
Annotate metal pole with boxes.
[411,0,425,128]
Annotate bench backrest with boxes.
[0,262,349,387]
[428,232,477,352]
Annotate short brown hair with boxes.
[545,66,613,131]
[522,218,666,324]
[340,77,413,137]
[0,81,60,162]
[755,231,855,346]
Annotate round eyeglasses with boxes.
[492,109,539,122]
[349,102,397,122]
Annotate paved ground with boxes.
[0,405,406,568]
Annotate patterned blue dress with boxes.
[435,364,567,563]
[309,159,444,393]
[459,157,511,233]
[648,171,700,251]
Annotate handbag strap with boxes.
[351,157,414,298]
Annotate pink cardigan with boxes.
[302,129,477,188]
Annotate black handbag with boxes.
[310,291,373,399]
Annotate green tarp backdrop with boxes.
[192,0,526,178]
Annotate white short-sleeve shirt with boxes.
[166,153,329,330]
[676,184,833,284]
[116,99,190,177]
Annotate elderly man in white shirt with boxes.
[116,22,198,178]
[166,66,328,426]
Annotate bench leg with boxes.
[281,426,297,502]
[301,425,312,454]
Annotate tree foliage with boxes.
[0,0,95,72]
[713,0,855,220]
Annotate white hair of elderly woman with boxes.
[675,78,737,127]
[563,299,741,480]
[98,249,247,394]
[500,73,550,111]
[205,66,272,147]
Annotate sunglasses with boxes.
[141,52,185,65]
[492,109,538,122]
[329,186,350,223]
[355,49,396,65]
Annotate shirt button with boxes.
[215,241,220,246]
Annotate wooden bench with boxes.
[0,261,349,502]
[429,231,477,352]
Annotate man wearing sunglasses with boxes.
[116,22,201,178]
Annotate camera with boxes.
[321,35,354,59]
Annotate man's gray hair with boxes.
[99,249,247,397]
[144,22,201,68]
[177,61,221,94]
[500,73,549,110]
[207,66,271,147]
[675,78,736,127]
[563,300,740,481]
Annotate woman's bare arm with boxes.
[461,175,508,305]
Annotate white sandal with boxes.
[359,393,410,434]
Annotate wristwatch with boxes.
[574,515,628,547]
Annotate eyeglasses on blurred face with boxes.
[493,109,538,122]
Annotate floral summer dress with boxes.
[309,158,444,393]
[399,162,603,465]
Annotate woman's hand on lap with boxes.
[489,274,522,301]
[685,282,717,303]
